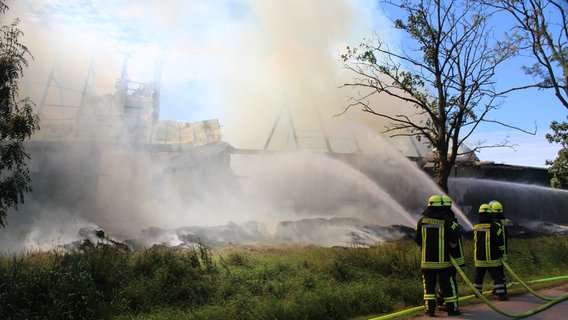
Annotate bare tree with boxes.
[488,0,568,109]
[340,0,523,192]
[485,1,568,186]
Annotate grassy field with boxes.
[1,234,567,320]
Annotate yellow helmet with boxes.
[442,195,452,207]
[428,195,443,207]
[479,204,491,213]
[489,201,503,213]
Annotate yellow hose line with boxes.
[368,305,424,320]
[502,261,566,301]
[450,258,568,319]
[368,290,493,320]
[503,261,568,301]
[369,259,568,320]
[516,275,568,285]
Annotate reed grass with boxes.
[0,235,567,320]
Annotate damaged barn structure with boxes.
[16,62,568,251]
[26,62,235,231]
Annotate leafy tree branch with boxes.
[0,1,40,227]
[340,0,526,192]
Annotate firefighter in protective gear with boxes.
[473,203,508,301]
[489,200,508,259]
[415,195,461,316]
[436,195,464,312]
[489,200,508,297]
[442,195,465,265]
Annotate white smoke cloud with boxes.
[7,0,408,147]
[0,0,447,252]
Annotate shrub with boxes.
[1,235,567,319]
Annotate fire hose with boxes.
[502,261,565,302]
[368,258,568,320]
[450,258,568,318]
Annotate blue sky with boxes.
[8,0,566,168]
[461,8,568,169]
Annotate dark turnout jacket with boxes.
[474,214,505,267]
[446,209,465,266]
[493,213,509,261]
[415,207,460,269]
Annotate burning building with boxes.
[5,59,566,253]
[24,61,237,234]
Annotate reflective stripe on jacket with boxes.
[415,217,455,269]
[498,218,508,261]
[449,221,465,266]
[474,222,504,267]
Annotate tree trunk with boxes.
[436,158,451,194]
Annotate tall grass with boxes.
[0,235,567,320]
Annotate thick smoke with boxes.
[0,1,450,252]
[9,0,405,136]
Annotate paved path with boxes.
[410,283,568,319]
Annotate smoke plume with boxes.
[0,1,449,252]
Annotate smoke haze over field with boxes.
[0,1,453,252]
[2,0,567,255]
[6,0,412,149]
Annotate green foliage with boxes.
[0,251,112,319]
[0,243,218,319]
[545,119,568,188]
[1,236,568,320]
[0,0,40,227]
[124,245,218,312]
[506,235,568,277]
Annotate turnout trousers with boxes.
[436,267,459,308]
[474,266,507,298]
[422,267,458,314]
